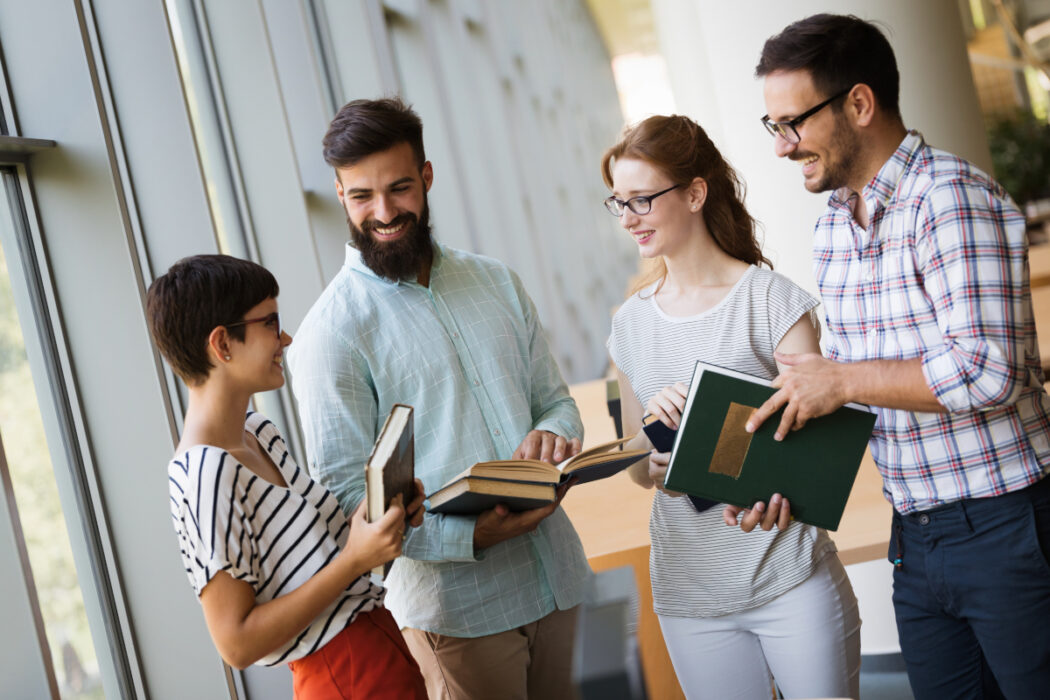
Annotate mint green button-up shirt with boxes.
[287,242,592,636]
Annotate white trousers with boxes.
[658,555,861,700]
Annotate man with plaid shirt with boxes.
[743,14,1050,700]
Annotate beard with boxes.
[348,197,433,281]
[798,112,863,193]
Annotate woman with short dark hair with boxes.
[147,254,426,699]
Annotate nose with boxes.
[619,207,640,229]
[281,330,293,347]
[373,194,396,224]
[774,134,797,158]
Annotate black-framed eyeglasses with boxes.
[604,184,681,217]
[760,87,852,145]
[225,312,282,338]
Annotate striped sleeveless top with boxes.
[168,411,383,665]
[608,266,835,617]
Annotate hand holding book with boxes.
[722,493,793,532]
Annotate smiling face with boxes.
[335,141,435,280]
[226,297,292,393]
[762,69,861,193]
[609,157,694,259]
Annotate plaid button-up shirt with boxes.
[815,130,1050,513]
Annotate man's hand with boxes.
[473,483,569,551]
[405,478,426,528]
[512,430,581,464]
[746,352,848,441]
[648,451,684,497]
[722,494,791,532]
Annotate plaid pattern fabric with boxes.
[287,242,590,636]
[815,131,1050,514]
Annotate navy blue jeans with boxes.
[888,476,1050,699]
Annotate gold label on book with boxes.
[708,402,755,479]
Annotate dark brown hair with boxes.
[146,255,279,385]
[601,114,769,295]
[323,97,426,173]
[756,14,901,119]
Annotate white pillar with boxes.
[651,0,989,297]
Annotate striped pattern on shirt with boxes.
[608,266,835,617]
[815,130,1050,513]
[168,411,383,666]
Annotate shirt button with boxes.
[494,429,500,436]
[473,379,480,386]
[452,332,459,338]
[918,514,930,525]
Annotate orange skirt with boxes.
[288,607,427,700]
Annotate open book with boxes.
[427,436,648,515]
[364,404,414,577]
[664,361,876,531]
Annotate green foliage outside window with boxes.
[987,110,1050,205]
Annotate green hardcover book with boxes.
[664,361,876,531]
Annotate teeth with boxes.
[801,156,818,165]
[374,224,402,235]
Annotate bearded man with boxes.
[287,97,591,700]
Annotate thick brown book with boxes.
[427,436,647,515]
[364,403,414,577]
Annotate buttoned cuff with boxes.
[532,419,582,444]
[441,513,482,562]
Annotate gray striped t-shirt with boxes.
[608,266,836,617]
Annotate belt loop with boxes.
[958,499,975,533]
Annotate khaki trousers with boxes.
[402,606,579,700]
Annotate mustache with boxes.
[361,212,417,232]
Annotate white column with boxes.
[651,0,989,297]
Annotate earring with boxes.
[224,355,231,361]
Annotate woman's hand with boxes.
[722,494,791,531]
[344,497,405,572]
[648,451,684,497]
[645,382,689,429]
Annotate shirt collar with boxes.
[829,130,924,213]
[343,238,444,286]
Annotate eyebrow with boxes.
[345,176,416,196]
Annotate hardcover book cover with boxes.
[664,362,876,530]
[365,403,414,577]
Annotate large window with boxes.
[0,169,101,698]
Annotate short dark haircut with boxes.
[146,254,278,385]
[323,97,426,173]
[756,14,901,119]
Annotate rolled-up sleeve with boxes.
[917,178,1028,412]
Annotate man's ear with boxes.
[688,177,708,212]
[846,84,877,128]
[421,161,434,192]
[207,325,232,363]
[334,175,345,200]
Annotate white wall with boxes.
[651,0,989,299]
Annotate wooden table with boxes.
[562,379,892,699]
